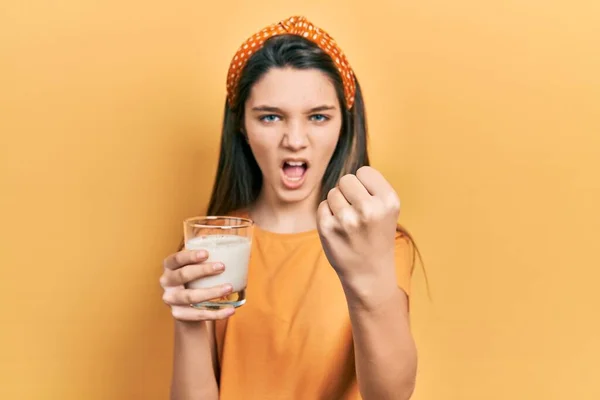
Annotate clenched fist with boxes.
[317,166,401,292]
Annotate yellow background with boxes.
[1,1,599,399]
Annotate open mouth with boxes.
[281,160,309,188]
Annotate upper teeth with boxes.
[286,161,305,166]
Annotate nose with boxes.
[282,120,308,151]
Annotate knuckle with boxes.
[339,174,354,187]
[358,205,375,222]
[343,220,359,232]
[341,212,360,230]
[327,188,337,200]
[171,307,184,319]
[318,215,334,233]
[386,193,401,211]
[183,290,193,305]
[185,289,198,304]
[323,221,336,233]
[318,219,332,233]
[162,290,173,305]
[356,166,371,178]
[159,273,169,288]
[318,200,330,214]
[177,267,190,285]
[174,252,184,265]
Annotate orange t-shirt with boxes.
[215,224,413,400]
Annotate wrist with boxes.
[174,319,208,334]
[340,271,400,312]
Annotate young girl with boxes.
[160,16,418,400]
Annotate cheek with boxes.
[314,127,342,163]
[245,118,266,158]
[247,133,276,169]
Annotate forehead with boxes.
[246,67,338,109]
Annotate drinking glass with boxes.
[183,216,253,309]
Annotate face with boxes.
[243,67,342,206]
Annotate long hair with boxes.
[206,34,423,272]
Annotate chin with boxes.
[270,180,319,206]
[277,190,313,205]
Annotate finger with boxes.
[163,250,209,271]
[326,187,352,217]
[317,200,337,232]
[163,284,233,306]
[338,174,371,205]
[160,262,225,287]
[355,166,394,197]
[171,305,235,321]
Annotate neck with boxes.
[249,188,320,234]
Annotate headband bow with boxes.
[226,16,356,109]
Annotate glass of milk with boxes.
[183,216,253,309]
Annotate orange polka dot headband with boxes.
[226,16,356,109]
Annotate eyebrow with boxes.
[251,105,337,113]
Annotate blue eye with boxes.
[310,114,329,122]
[260,114,281,123]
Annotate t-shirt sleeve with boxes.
[394,232,414,296]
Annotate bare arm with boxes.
[343,278,417,400]
[171,321,219,400]
[160,250,235,399]
[315,167,418,399]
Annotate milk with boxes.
[185,235,251,293]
